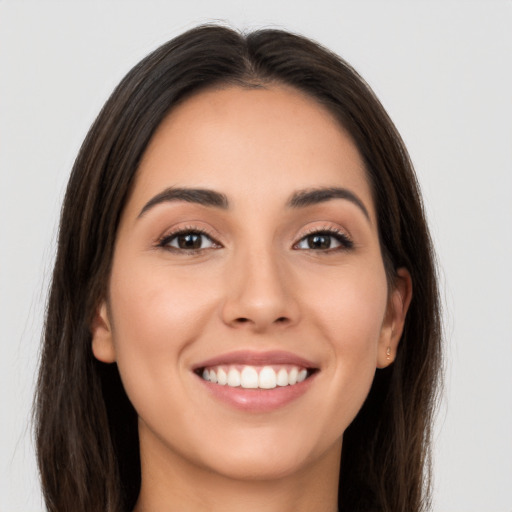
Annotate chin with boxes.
[202,448,312,482]
[190,424,341,482]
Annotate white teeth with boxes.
[288,367,298,385]
[240,366,259,388]
[276,368,289,387]
[297,369,308,383]
[259,366,276,389]
[201,364,311,389]
[217,367,227,385]
[227,368,241,387]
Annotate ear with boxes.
[91,301,116,363]
[377,268,413,369]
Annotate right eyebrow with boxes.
[137,187,229,218]
[287,186,370,222]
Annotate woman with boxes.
[35,24,441,512]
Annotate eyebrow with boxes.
[138,187,229,218]
[287,187,370,220]
[138,185,370,221]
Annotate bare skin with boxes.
[91,85,412,512]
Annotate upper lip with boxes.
[192,350,319,370]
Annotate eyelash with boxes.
[157,227,222,254]
[293,227,354,252]
[156,226,353,254]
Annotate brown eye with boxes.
[160,230,218,251]
[176,233,203,249]
[306,234,332,249]
[295,230,353,251]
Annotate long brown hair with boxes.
[35,25,441,512]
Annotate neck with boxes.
[133,431,341,512]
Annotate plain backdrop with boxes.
[1,1,511,511]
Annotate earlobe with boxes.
[377,268,413,369]
[91,301,116,363]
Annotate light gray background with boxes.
[1,1,511,511]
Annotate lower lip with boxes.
[196,373,317,412]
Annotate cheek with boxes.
[107,261,220,397]
[299,259,388,349]
[296,260,388,416]
[110,260,217,342]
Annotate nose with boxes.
[220,247,300,332]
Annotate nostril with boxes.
[233,316,288,324]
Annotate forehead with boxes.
[132,84,375,218]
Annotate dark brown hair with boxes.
[35,24,441,512]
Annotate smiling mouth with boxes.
[195,364,316,390]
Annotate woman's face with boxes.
[92,85,410,484]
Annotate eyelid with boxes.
[293,225,354,251]
[156,225,223,251]
[154,222,353,253]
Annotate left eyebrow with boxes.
[287,187,370,221]
[138,187,229,218]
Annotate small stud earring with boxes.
[386,347,392,360]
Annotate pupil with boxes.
[178,233,201,249]
[308,234,330,249]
